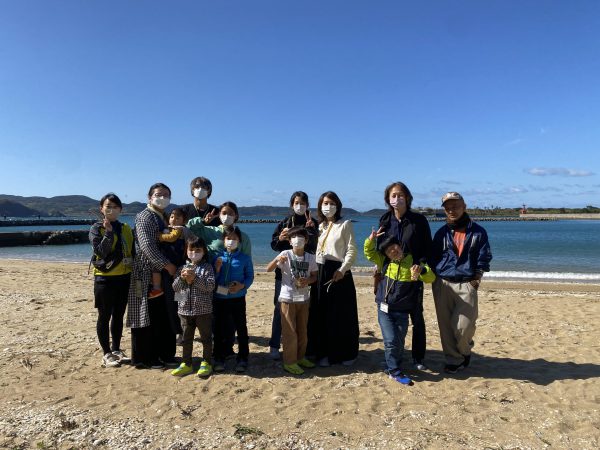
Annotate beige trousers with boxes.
[280,301,310,365]
[432,278,478,365]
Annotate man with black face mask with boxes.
[430,192,492,374]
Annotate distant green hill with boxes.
[0,199,46,217]
[0,194,147,217]
[1,194,597,218]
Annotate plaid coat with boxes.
[126,207,170,329]
[173,262,215,316]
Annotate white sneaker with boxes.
[413,360,428,371]
[318,357,330,367]
[102,352,120,368]
[269,347,280,360]
[112,350,131,364]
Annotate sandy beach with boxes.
[0,259,599,449]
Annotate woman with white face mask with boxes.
[89,192,134,368]
[267,191,318,360]
[126,183,178,369]
[377,181,433,371]
[306,191,359,367]
[187,201,252,260]
[180,176,221,226]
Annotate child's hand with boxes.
[228,281,244,294]
[410,264,422,281]
[182,268,196,283]
[296,277,309,288]
[214,257,223,273]
[369,226,385,241]
[276,255,288,265]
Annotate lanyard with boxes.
[383,263,401,302]
[318,222,333,255]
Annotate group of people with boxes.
[89,177,492,385]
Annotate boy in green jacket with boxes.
[364,227,435,385]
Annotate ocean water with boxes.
[1,216,599,283]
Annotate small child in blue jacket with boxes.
[364,227,435,385]
[212,226,254,373]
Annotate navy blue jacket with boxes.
[431,220,492,281]
[377,209,432,265]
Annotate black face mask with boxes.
[447,212,470,230]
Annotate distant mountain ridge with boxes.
[1,194,597,219]
[0,194,385,218]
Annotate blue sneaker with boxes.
[388,372,413,386]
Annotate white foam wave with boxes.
[487,271,600,282]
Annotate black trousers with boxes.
[409,288,427,363]
[213,297,249,362]
[130,294,176,366]
[94,274,130,355]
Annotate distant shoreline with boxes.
[5,214,600,228]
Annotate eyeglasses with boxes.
[444,205,464,211]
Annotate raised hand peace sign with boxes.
[369,226,385,241]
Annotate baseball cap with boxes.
[441,192,464,206]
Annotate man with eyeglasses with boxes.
[430,192,492,374]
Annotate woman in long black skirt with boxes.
[307,191,359,366]
[126,182,178,369]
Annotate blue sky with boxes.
[1,1,599,210]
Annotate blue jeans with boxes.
[268,279,282,349]
[377,306,409,375]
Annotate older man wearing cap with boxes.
[430,192,492,374]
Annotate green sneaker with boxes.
[283,363,304,375]
[171,363,193,377]
[197,361,213,378]
[297,358,316,368]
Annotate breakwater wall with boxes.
[0,231,89,247]
[0,219,95,227]
[518,213,600,220]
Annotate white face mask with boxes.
[290,236,305,249]
[321,204,337,218]
[151,196,170,210]
[193,188,208,200]
[187,251,203,262]
[224,239,239,251]
[220,214,235,226]
[293,204,307,215]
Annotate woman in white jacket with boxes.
[306,191,359,367]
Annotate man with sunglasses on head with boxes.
[431,192,492,374]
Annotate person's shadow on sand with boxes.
[226,339,600,384]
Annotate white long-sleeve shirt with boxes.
[316,219,357,274]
